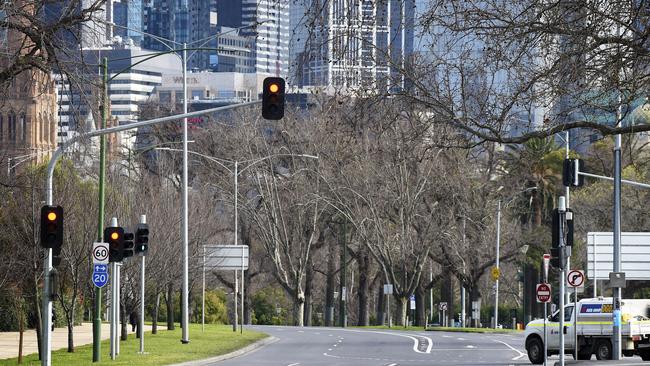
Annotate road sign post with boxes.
[536,283,551,366]
[567,269,585,360]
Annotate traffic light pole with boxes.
[558,197,566,366]
[613,133,622,360]
[41,248,52,366]
[110,217,118,360]
[93,56,108,363]
[139,215,147,354]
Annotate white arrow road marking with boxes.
[495,340,526,360]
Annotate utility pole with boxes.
[612,112,623,360]
[340,221,347,327]
[181,41,190,345]
[494,201,501,329]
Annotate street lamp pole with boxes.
[495,200,501,329]
[181,42,190,344]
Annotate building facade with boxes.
[289,0,414,93]
[0,2,58,175]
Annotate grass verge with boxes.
[352,325,521,334]
[0,324,267,366]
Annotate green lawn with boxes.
[0,324,267,366]
[353,325,521,334]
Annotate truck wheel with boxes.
[526,337,544,364]
[595,339,612,360]
[640,350,650,361]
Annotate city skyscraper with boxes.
[289,0,415,92]
[143,0,288,75]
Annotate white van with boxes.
[524,297,650,363]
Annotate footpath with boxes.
[0,323,153,360]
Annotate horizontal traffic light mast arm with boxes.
[44,100,261,205]
[579,171,650,190]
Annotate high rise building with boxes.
[143,0,288,75]
[289,0,414,92]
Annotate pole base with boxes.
[181,339,190,344]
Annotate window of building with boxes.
[21,114,26,141]
[159,91,171,104]
[191,90,203,99]
[8,113,16,141]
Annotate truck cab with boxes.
[524,297,650,364]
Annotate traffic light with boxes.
[105,226,124,262]
[134,223,149,255]
[123,232,135,258]
[41,205,64,267]
[550,208,563,268]
[262,77,285,120]
[566,208,574,247]
[562,159,585,187]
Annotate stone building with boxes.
[0,2,58,176]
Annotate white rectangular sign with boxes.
[92,242,109,264]
[383,284,393,295]
[587,232,650,280]
[204,245,249,271]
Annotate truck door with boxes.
[547,305,575,351]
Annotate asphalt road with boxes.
[212,326,531,366]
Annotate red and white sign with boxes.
[536,283,552,303]
[567,270,585,288]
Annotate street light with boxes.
[7,149,55,177]
[155,147,318,332]
[101,19,265,345]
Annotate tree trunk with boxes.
[324,240,336,327]
[244,271,252,325]
[415,285,425,326]
[120,306,128,341]
[293,295,305,327]
[303,259,313,326]
[469,285,482,327]
[356,249,370,326]
[442,270,455,326]
[166,283,175,330]
[396,296,407,326]
[66,302,75,352]
[18,305,24,364]
[152,292,160,334]
[33,278,42,361]
[376,286,385,326]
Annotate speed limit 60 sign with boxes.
[92,242,109,264]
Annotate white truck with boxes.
[525,297,650,363]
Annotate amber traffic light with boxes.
[40,205,64,266]
[104,226,125,262]
[262,77,285,120]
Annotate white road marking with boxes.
[465,345,475,348]
[495,340,526,360]
[287,363,300,366]
[334,329,432,354]
[442,335,452,338]
[298,330,304,333]
[328,348,332,351]
[386,363,398,366]
[457,338,465,341]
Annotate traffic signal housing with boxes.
[562,159,585,187]
[262,77,285,120]
[105,226,124,262]
[123,232,135,259]
[41,205,64,267]
[551,208,563,268]
[135,224,149,255]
